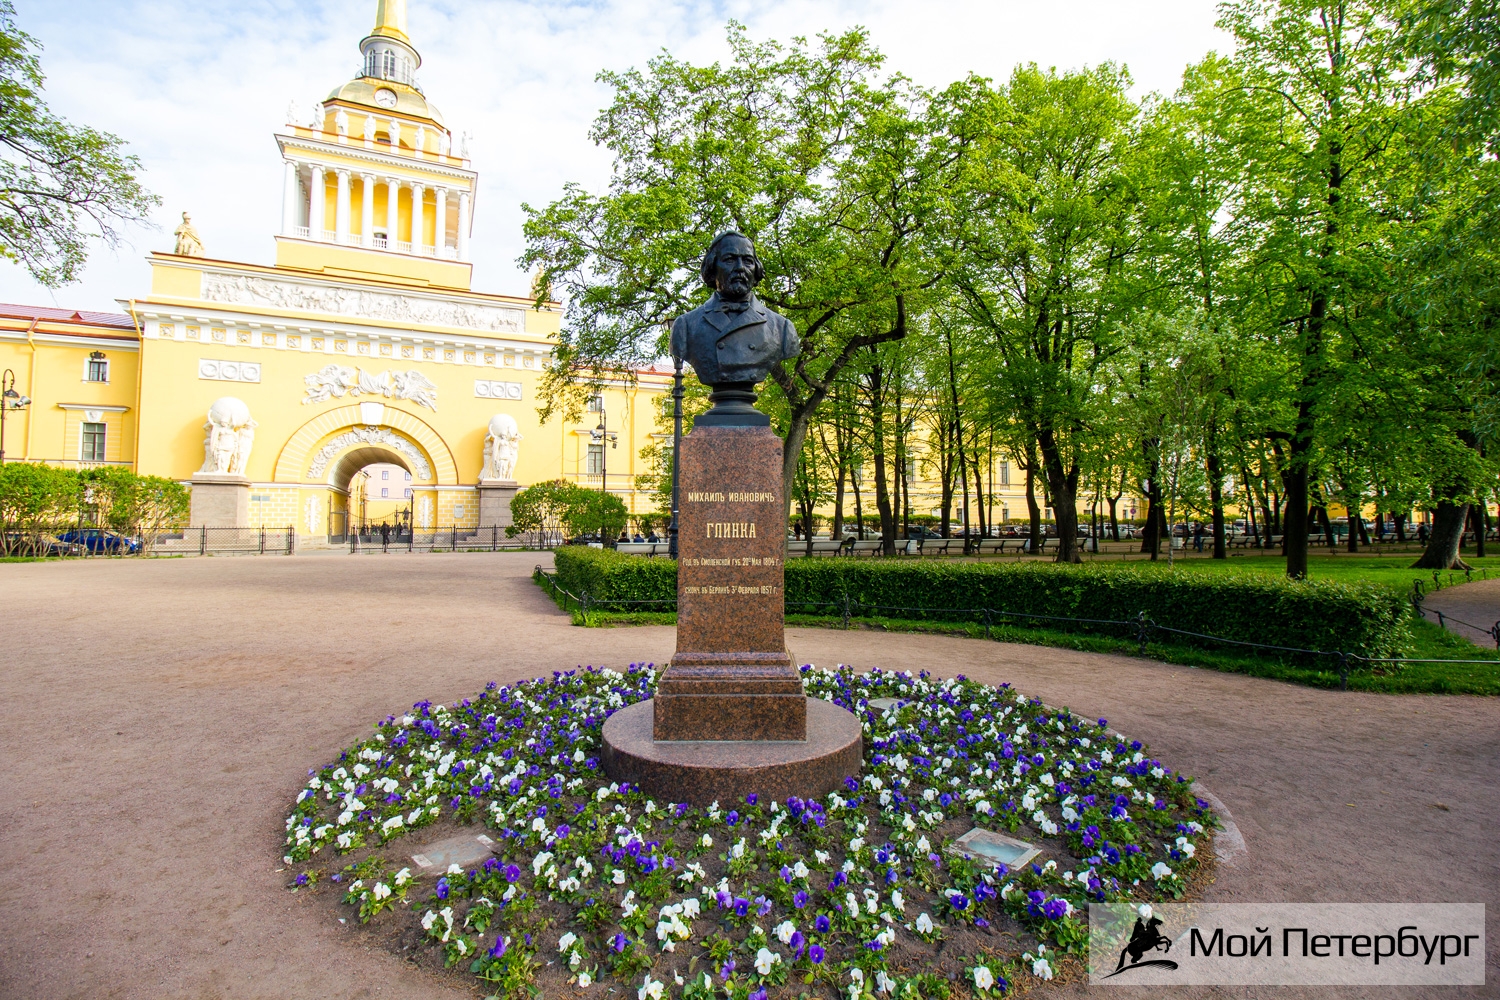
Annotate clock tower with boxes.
[272,0,477,291]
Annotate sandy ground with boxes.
[0,552,1494,1000]
[1425,577,1500,647]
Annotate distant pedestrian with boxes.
[1418,523,1430,544]
[380,521,390,548]
[1193,523,1205,552]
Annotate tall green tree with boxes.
[944,64,1145,563]
[521,26,961,512]
[1211,0,1418,577]
[0,1,157,286]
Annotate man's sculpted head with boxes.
[700,231,763,302]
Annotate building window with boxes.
[404,488,412,498]
[381,487,389,497]
[81,422,106,462]
[586,443,604,475]
[998,461,1010,486]
[904,457,916,480]
[404,471,412,481]
[586,394,605,413]
[86,356,109,382]
[381,469,389,480]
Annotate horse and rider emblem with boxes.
[1105,911,1179,977]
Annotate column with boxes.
[385,177,400,249]
[434,187,448,256]
[457,191,471,261]
[281,160,299,236]
[360,174,375,248]
[334,169,351,244]
[308,165,326,238]
[410,183,425,254]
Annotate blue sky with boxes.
[4,0,1228,312]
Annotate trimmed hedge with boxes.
[550,547,1412,658]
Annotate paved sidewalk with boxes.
[1424,577,1500,647]
[0,553,1493,1000]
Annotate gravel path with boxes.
[1424,577,1500,647]
[0,553,1494,1000]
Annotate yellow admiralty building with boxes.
[0,0,670,545]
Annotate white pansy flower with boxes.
[915,912,934,934]
[754,947,781,975]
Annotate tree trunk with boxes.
[1037,428,1081,563]
[1024,450,1041,554]
[867,360,896,556]
[1394,511,1407,542]
[1413,501,1471,570]
[1477,503,1489,559]
[1206,448,1226,559]
[852,465,864,540]
[1347,499,1362,553]
[1141,471,1164,559]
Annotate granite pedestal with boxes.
[602,419,861,803]
[476,479,519,529]
[602,696,861,805]
[188,474,250,527]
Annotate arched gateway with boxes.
[0,0,669,530]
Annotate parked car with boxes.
[3,532,81,557]
[56,529,141,554]
[904,525,943,540]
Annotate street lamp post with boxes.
[589,402,619,542]
[0,369,33,466]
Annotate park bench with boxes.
[849,539,884,557]
[976,538,1007,556]
[786,538,848,558]
[617,542,671,557]
[920,538,955,557]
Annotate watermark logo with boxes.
[1103,905,1178,977]
[1090,903,1485,986]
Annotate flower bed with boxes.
[283,666,1217,998]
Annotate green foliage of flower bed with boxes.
[283,666,1216,998]
[551,548,1412,659]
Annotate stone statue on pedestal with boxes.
[669,232,799,424]
[199,396,256,475]
[174,212,205,257]
[481,412,521,481]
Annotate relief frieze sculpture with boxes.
[200,272,525,333]
[306,427,432,481]
[302,364,439,411]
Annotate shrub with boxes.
[549,548,1411,658]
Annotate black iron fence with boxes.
[344,525,546,554]
[533,566,1500,691]
[2,526,296,557]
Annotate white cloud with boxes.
[1,0,1227,312]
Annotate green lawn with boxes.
[541,552,1500,695]
[1133,552,1500,596]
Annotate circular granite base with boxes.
[601,696,862,806]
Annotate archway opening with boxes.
[330,446,415,541]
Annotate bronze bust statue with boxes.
[670,232,799,425]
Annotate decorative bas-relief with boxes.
[474,379,522,399]
[199,359,261,383]
[306,427,432,481]
[201,272,526,333]
[481,413,522,481]
[199,396,257,475]
[302,364,438,411]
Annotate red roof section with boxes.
[0,302,135,330]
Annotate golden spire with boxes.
[371,0,410,43]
